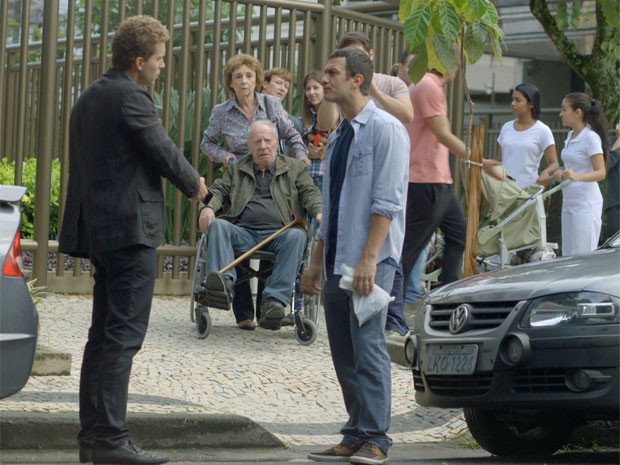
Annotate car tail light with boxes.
[2,231,25,277]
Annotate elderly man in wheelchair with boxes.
[198,119,322,331]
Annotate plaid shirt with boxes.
[302,108,325,180]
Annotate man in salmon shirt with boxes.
[400,61,500,289]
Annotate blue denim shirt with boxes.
[317,100,409,275]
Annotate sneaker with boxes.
[259,298,285,330]
[307,443,360,462]
[384,329,402,338]
[349,443,388,465]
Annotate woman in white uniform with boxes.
[498,83,559,188]
[556,92,609,256]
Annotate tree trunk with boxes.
[530,0,619,124]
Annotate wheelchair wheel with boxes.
[295,318,317,346]
[190,234,208,323]
[195,305,212,339]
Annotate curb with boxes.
[32,345,72,376]
[0,412,285,450]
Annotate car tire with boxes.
[463,407,575,457]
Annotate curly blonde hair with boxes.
[223,54,264,94]
[112,15,169,71]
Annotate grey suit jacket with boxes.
[59,68,200,257]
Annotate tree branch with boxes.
[529,0,588,70]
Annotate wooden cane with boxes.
[218,214,307,274]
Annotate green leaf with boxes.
[490,34,503,65]
[471,19,486,43]
[464,26,485,65]
[491,23,506,42]
[409,42,428,84]
[426,38,446,75]
[470,0,487,17]
[431,10,443,35]
[481,2,499,26]
[433,33,457,72]
[439,0,460,44]
[398,0,416,24]
[557,1,569,31]
[452,0,468,13]
[601,0,620,30]
[404,2,432,50]
[569,0,580,29]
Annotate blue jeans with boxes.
[404,241,430,303]
[206,219,306,306]
[323,260,395,454]
[385,264,408,335]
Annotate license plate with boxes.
[425,344,478,375]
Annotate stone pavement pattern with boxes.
[0,294,466,447]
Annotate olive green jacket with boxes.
[204,155,321,226]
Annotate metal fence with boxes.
[1,0,405,293]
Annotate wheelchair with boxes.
[189,222,321,346]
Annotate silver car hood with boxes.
[426,248,620,304]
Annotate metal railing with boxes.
[1,0,405,293]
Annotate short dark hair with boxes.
[328,48,373,96]
[264,68,292,84]
[514,83,542,120]
[338,31,372,53]
[112,15,169,71]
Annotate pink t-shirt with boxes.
[407,73,452,184]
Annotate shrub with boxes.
[0,157,61,239]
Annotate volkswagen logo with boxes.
[449,304,472,334]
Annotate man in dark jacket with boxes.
[58,15,207,465]
[199,120,321,330]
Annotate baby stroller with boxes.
[419,173,570,289]
[189,217,321,345]
[477,170,571,270]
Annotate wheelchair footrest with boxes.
[194,286,209,306]
[202,272,233,311]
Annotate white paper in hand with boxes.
[339,264,394,327]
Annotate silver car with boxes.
[396,232,620,457]
[0,185,39,399]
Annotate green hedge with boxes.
[0,157,61,239]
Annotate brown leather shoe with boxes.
[238,319,256,331]
[307,443,360,462]
[349,443,388,464]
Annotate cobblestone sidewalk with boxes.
[0,294,466,447]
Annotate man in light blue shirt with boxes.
[301,48,408,465]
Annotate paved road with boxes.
[1,294,465,447]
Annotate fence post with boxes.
[0,0,7,156]
[318,0,332,68]
[32,0,60,287]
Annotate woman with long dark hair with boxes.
[301,70,337,191]
[497,83,559,188]
[556,92,609,255]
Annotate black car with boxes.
[399,233,619,457]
